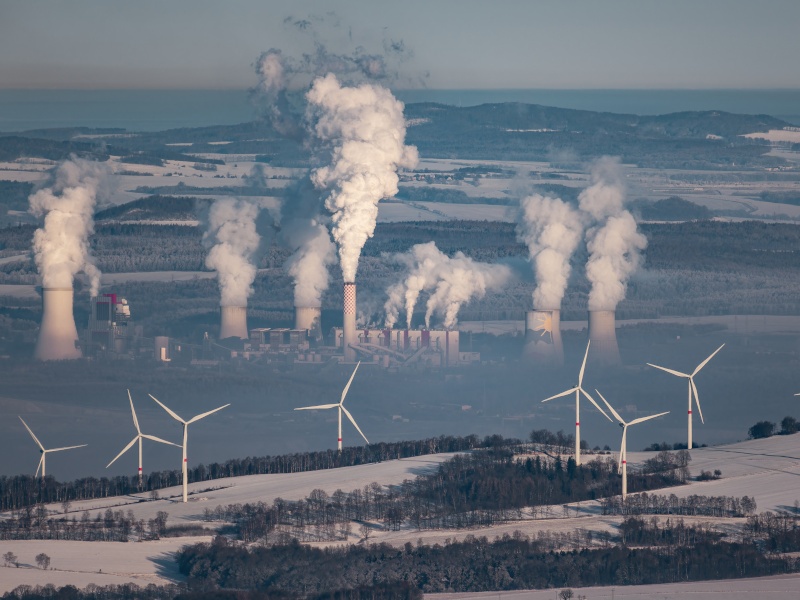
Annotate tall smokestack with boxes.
[343,282,356,362]
[524,309,564,367]
[220,306,248,340]
[588,310,621,366]
[295,306,322,341]
[34,288,82,360]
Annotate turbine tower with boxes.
[541,340,611,465]
[596,390,668,500]
[106,390,180,489]
[148,394,230,503]
[19,417,87,478]
[647,344,724,449]
[295,361,368,451]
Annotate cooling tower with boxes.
[343,282,357,362]
[588,310,621,366]
[295,306,323,341]
[219,305,248,340]
[524,309,564,367]
[34,287,82,360]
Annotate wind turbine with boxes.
[148,394,230,503]
[595,390,668,500]
[106,390,180,489]
[295,361,368,452]
[19,417,87,479]
[647,344,724,449]
[541,341,611,465]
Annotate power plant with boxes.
[524,309,564,367]
[342,282,357,363]
[34,288,82,361]
[219,305,248,340]
[587,310,621,366]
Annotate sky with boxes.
[1,0,799,90]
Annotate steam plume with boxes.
[307,73,418,283]
[384,242,512,330]
[516,194,583,310]
[579,157,647,310]
[203,198,267,307]
[29,158,107,296]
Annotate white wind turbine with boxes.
[295,361,368,452]
[647,344,724,449]
[148,394,230,503]
[106,390,180,489]
[595,390,669,500]
[541,341,611,465]
[19,417,87,479]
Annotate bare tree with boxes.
[35,553,51,570]
[2,552,17,567]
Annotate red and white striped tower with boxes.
[343,282,357,362]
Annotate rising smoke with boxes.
[578,157,647,311]
[203,198,272,307]
[307,73,418,283]
[516,194,583,310]
[384,242,512,330]
[29,158,108,296]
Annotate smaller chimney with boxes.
[219,306,248,340]
[524,309,564,367]
[343,282,356,362]
[588,310,621,366]
[295,306,323,341]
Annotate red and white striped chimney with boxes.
[343,282,356,362]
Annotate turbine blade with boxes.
[594,389,624,424]
[581,388,611,421]
[141,433,181,447]
[35,454,43,478]
[341,405,369,444]
[578,340,591,386]
[188,404,230,424]
[541,387,579,403]
[692,344,725,376]
[691,378,705,424]
[19,417,45,451]
[340,361,361,405]
[647,363,689,378]
[128,390,141,434]
[106,436,138,468]
[149,394,186,424]
[295,403,338,411]
[628,411,670,426]
[48,444,88,452]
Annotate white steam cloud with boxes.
[516,194,583,310]
[29,158,107,297]
[579,157,647,311]
[283,219,336,308]
[203,198,267,307]
[307,73,418,283]
[384,242,512,330]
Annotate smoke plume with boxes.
[578,157,647,310]
[29,158,108,296]
[384,242,512,330]
[203,198,270,307]
[516,194,583,310]
[307,73,418,283]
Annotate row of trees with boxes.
[601,492,757,518]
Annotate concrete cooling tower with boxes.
[34,287,82,360]
[343,282,357,362]
[295,306,323,341]
[524,309,564,367]
[219,306,248,340]
[588,310,621,366]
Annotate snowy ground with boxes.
[432,573,800,600]
[1,436,799,593]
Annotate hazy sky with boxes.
[2,0,799,90]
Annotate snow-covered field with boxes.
[743,129,800,143]
[1,436,799,593]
